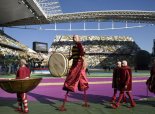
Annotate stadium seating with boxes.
[49,35,140,69]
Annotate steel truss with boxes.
[6,20,155,31]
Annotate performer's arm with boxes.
[150,67,154,84]
[150,68,152,77]
[125,70,131,88]
[112,69,116,86]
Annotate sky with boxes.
[2,0,155,53]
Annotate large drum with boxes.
[0,78,42,93]
[48,53,72,77]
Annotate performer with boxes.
[111,60,136,109]
[111,61,126,103]
[16,59,31,113]
[111,61,121,102]
[59,35,89,111]
[146,60,155,93]
[111,61,121,103]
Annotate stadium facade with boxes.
[49,35,140,69]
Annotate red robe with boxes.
[63,42,89,92]
[16,66,31,79]
[118,66,132,91]
[112,67,121,89]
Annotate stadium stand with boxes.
[0,30,48,74]
[0,30,28,56]
[49,35,140,69]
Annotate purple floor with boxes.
[0,77,154,103]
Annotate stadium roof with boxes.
[0,0,48,26]
[0,0,155,27]
[47,10,155,24]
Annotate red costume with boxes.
[63,42,89,92]
[112,65,136,109]
[118,66,132,91]
[59,41,89,111]
[112,67,121,89]
[112,67,121,102]
[63,59,89,92]
[16,66,31,113]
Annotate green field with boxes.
[0,98,155,114]
[0,70,150,78]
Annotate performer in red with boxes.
[59,35,89,111]
[16,59,31,113]
[111,60,136,109]
[111,61,126,103]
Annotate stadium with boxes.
[0,0,155,114]
[50,35,140,68]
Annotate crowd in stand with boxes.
[50,35,140,68]
[0,33,141,74]
[0,30,49,74]
[0,62,18,74]
[53,35,134,42]
[0,30,28,50]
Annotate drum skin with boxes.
[0,78,42,93]
[48,53,68,77]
